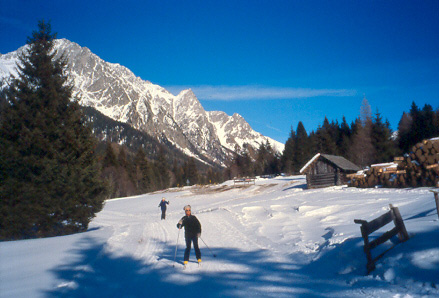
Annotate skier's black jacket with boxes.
[177,215,201,239]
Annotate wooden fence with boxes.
[233,177,256,186]
[430,190,439,220]
[354,204,409,273]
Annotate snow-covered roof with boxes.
[300,153,321,173]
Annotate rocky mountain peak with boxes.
[0,39,284,167]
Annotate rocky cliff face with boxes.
[0,39,284,166]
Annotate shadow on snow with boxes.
[45,224,439,297]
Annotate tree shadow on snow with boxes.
[45,228,439,298]
[44,237,348,297]
[300,229,439,296]
[405,208,438,221]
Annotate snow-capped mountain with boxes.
[0,39,284,166]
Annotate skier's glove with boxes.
[177,220,183,229]
[197,233,201,238]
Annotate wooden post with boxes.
[429,190,439,220]
[389,204,409,242]
[361,224,375,273]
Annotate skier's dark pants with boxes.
[184,236,201,261]
[161,210,166,220]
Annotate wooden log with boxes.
[425,141,433,150]
[426,155,436,165]
[421,144,430,154]
[415,149,424,160]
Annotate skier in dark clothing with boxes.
[177,205,202,265]
[158,198,169,220]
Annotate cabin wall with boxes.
[310,160,336,175]
[306,159,345,188]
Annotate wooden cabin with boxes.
[300,153,360,189]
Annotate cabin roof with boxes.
[300,153,361,174]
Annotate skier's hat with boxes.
[183,205,191,211]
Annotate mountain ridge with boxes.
[0,38,284,166]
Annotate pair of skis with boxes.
[183,261,201,270]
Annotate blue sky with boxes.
[2,0,438,143]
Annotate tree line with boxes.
[228,98,439,176]
[99,141,223,198]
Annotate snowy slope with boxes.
[0,40,284,166]
[1,178,438,297]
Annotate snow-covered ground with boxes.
[1,176,438,297]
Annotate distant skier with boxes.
[158,198,169,220]
[177,205,202,266]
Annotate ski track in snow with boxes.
[1,176,439,297]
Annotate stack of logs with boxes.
[349,138,439,188]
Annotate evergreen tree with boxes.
[0,21,107,239]
[206,167,215,184]
[236,145,253,177]
[338,116,351,157]
[155,146,170,189]
[118,146,128,169]
[184,158,199,185]
[255,142,268,175]
[420,104,437,140]
[434,108,439,136]
[307,131,318,157]
[294,121,310,170]
[315,117,337,155]
[281,127,295,174]
[371,110,397,163]
[397,111,412,152]
[134,147,151,193]
[398,102,439,152]
[408,101,422,147]
[172,159,184,187]
[255,140,279,175]
[102,141,118,167]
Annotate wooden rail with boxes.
[354,204,409,273]
[429,190,439,220]
[233,177,256,186]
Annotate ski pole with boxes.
[199,236,216,257]
[173,229,181,267]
